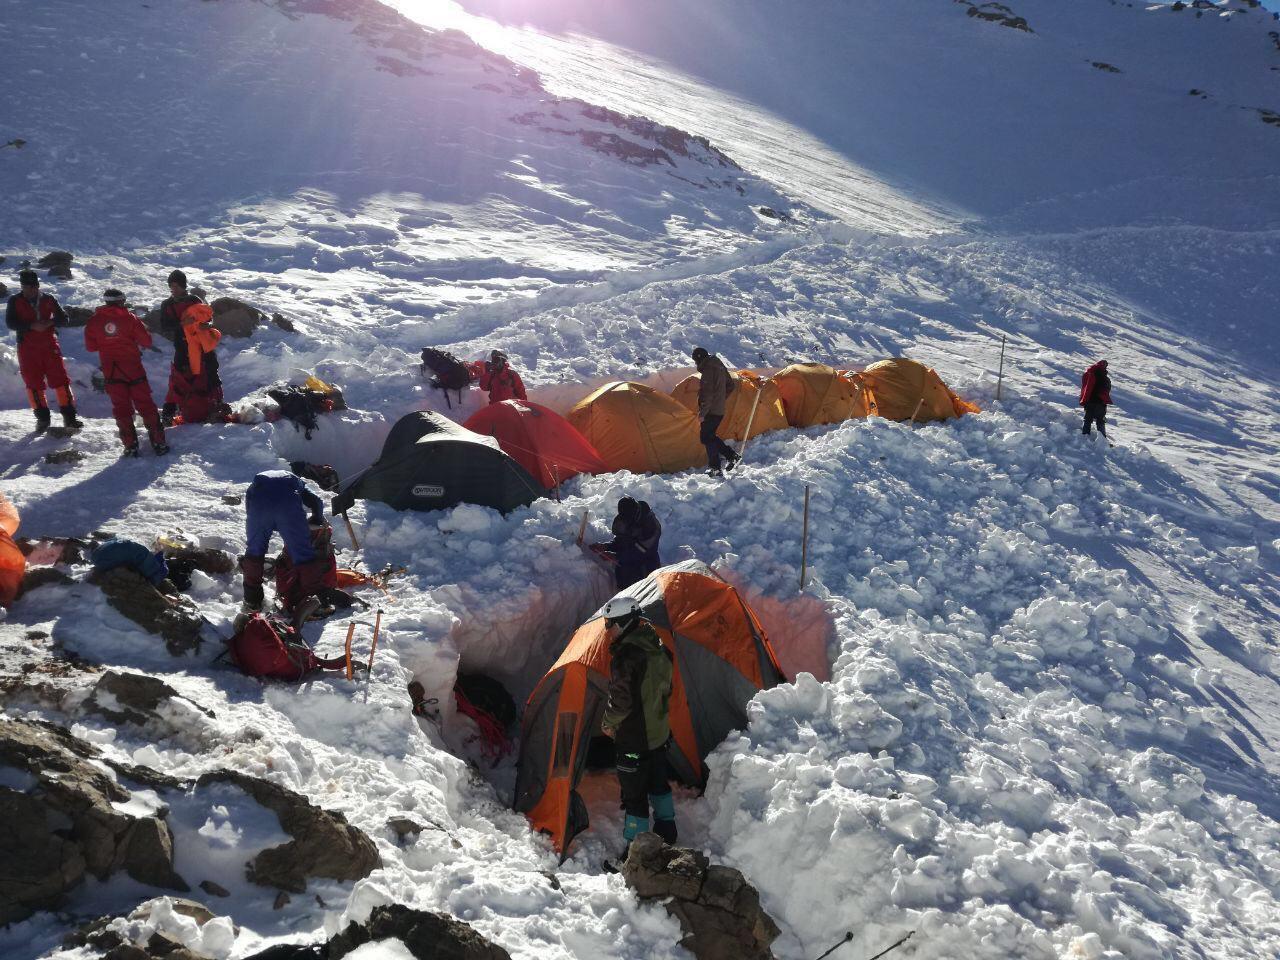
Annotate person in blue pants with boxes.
[236,469,326,627]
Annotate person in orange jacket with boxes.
[168,301,223,423]
[5,270,82,432]
[84,289,168,457]
[478,349,527,404]
[159,269,226,424]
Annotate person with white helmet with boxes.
[599,595,677,859]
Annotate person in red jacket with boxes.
[85,289,168,457]
[478,349,527,405]
[1079,359,1112,441]
[4,270,82,432]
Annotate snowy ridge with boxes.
[1,0,1279,959]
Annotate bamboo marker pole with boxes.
[738,385,764,461]
[575,510,589,546]
[996,334,1007,401]
[551,463,562,503]
[344,622,356,680]
[909,397,925,426]
[799,485,811,592]
[367,609,382,673]
[343,512,360,551]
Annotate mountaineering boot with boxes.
[60,405,84,430]
[705,467,723,478]
[161,402,176,427]
[723,452,741,472]
[33,406,51,434]
[121,443,140,458]
[151,439,170,456]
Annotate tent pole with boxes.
[343,512,360,551]
[996,334,1006,401]
[551,463,561,502]
[738,383,764,461]
[799,485,810,592]
[909,398,924,426]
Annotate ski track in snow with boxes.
[1,0,1279,959]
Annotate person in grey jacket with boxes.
[692,347,740,475]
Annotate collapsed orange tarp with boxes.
[0,493,25,606]
[669,371,789,442]
[771,363,874,426]
[858,357,980,422]
[566,382,705,474]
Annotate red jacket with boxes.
[5,292,67,346]
[85,305,153,379]
[1079,362,1111,406]
[479,363,527,403]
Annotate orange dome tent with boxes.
[771,363,873,426]
[859,358,979,422]
[0,492,25,606]
[566,382,704,474]
[514,559,786,859]
[669,370,788,442]
[464,400,607,490]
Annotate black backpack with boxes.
[420,348,471,407]
[267,386,344,440]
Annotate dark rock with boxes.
[190,286,208,302]
[0,282,7,299]
[142,306,164,332]
[200,879,230,898]
[65,305,94,326]
[196,770,379,893]
[0,719,188,923]
[620,833,780,960]
[209,297,263,338]
[1091,61,1121,73]
[1260,108,1280,127]
[328,904,512,960]
[273,891,291,910]
[38,251,73,279]
[89,566,205,656]
[85,670,215,728]
[387,817,423,841]
[271,312,296,333]
[45,448,85,465]
[960,1,1034,31]
[21,565,74,593]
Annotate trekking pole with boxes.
[738,384,764,461]
[342,512,360,551]
[576,510,589,546]
[344,622,355,681]
[799,485,810,592]
[811,930,913,960]
[996,334,1006,402]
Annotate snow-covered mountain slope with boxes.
[1,1,1279,959]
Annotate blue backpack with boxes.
[91,539,169,585]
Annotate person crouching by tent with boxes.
[599,596,677,856]
[85,289,169,457]
[691,347,740,475]
[235,469,330,629]
[479,349,527,404]
[1080,359,1112,442]
[5,269,82,432]
[595,496,661,590]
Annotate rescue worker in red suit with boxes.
[235,469,335,629]
[1079,359,1112,441]
[84,290,169,457]
[5,270,82,432]
[158,269,223,425]
[478,349,527,404]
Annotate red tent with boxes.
[463,400,607,489]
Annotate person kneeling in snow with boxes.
[596,497,662,590]
[1079,359,1112,442]
[84,289,168,457]
[600,596,677,855]
[236,469,331,628]
[478,349,526,404]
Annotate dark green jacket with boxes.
[603,622,672,754]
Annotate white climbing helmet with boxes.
[601,596,641,622]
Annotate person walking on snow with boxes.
[599,596,677,859]
[691,347,740,475]
[84,289,168,457]
[5,269,82,432]
[478,349,526,404]
[235,469,329,629]
[596,496,662,590]
[158,269,223,425]
[1079,359,1112,442]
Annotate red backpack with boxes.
[228,612,348,682]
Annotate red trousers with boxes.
[18,332,73,410]
[166,365,223,423]
[105,366,163,448]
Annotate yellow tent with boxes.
[669,371,789,442]
[566,382,705,474]
[771,363,873,427]
[859,358,979,422]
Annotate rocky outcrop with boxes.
[209,297,263,338]
[66,897,231,960]
[0,719,188,924]
[89,567,205,656]
[956,1,1033,32]
[620,833,780,960]
[195,770,379,893]
[85,670,215,730]
[37,250,73,278]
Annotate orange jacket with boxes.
[181,303,221,376]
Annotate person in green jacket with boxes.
[599,596,677,852]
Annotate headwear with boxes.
[103,288,126,304]
[691,347,709,363]
[602,596,641,624]
[617,496,638,519]
[1098,360,1108,368]
[490,349,508,365]
[18,270,38,287]
[167,269,188,288]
